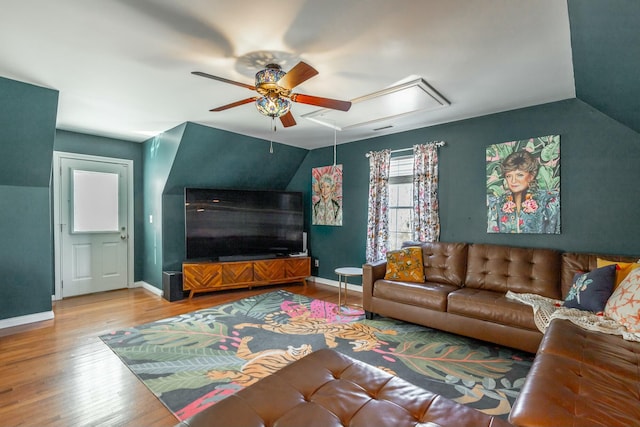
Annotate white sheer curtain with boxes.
[413,142,443,242]
[365,149,391,262]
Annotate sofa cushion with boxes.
[563,264,616,313]
[384,247,425,283]
[509,319,640,427]
[535,319,640,374]
[465,244,561,299]
[447,288,538,331]
[407,241,468,286]
[605,266,640,333]
[596,258,640,288]
[373,280,457,311]
[511,352,640,427]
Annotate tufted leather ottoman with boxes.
[176,348,510,427]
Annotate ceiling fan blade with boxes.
[192,71,255,91]
[290,93,352,111]
[277,62,319,90]
[210,97,258,112]
[279,111,297,127]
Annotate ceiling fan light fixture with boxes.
[255,64,286,94]
[256,95,291,118]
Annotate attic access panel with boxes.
[302,78,449,131]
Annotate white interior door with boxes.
[59,157,130,297]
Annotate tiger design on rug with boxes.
[206,336,312,387]
[235,311,397,352]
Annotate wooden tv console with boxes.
[182,257,310,299]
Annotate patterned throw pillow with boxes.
[564,264,616,313]
[384,247,425,283]
[605,267,640,333]
[596,258,640,288]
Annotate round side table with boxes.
[334,267,363,312]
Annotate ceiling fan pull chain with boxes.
[333,128,337,166]
[269,117,275,154]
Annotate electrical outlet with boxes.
[314,259,320,268]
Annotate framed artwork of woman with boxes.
[312,165,343,226]
[486,135,560,234]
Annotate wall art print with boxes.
[487,135,560,234]
[312,164,342,226]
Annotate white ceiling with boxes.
[0,0,575,150]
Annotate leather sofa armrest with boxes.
[362,260,386,311]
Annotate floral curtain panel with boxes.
[365,149,391,263]
[413,143,442,242]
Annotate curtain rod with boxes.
[365,141,445,157]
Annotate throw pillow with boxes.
[605,267,640,333]
[564,264,616,313]
[596,258,640,288]
[384,246,425,283]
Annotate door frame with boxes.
[53,151,134,300]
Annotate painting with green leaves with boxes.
[486,135,560,234]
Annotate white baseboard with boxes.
[310,276,362,293]
[135,278,360,296]
[132,280,163,297]
[0,310,55,330]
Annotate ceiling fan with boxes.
[192,62,352,128]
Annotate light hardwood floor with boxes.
[0,281,358,427]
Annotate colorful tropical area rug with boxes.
[100,290,533,421]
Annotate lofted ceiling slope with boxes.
[568,0,640,135]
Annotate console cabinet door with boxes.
[254,259,286,282]
[285,258,311,278]
[183,263,222,291]
[222,262,254,285]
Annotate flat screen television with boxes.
[185,188,304,261]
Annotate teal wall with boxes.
[54,130,144,281]
[568,0,640,134]
[288,99,640,284]
[0,77,58,320]
[142,123,186,289]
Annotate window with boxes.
[72,169,119,233]
[388,156,413,250]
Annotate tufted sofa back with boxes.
[399,241,639,301]
[464,243,562,299]
[417,241,469,286]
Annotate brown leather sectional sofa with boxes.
[363,241,640,426]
